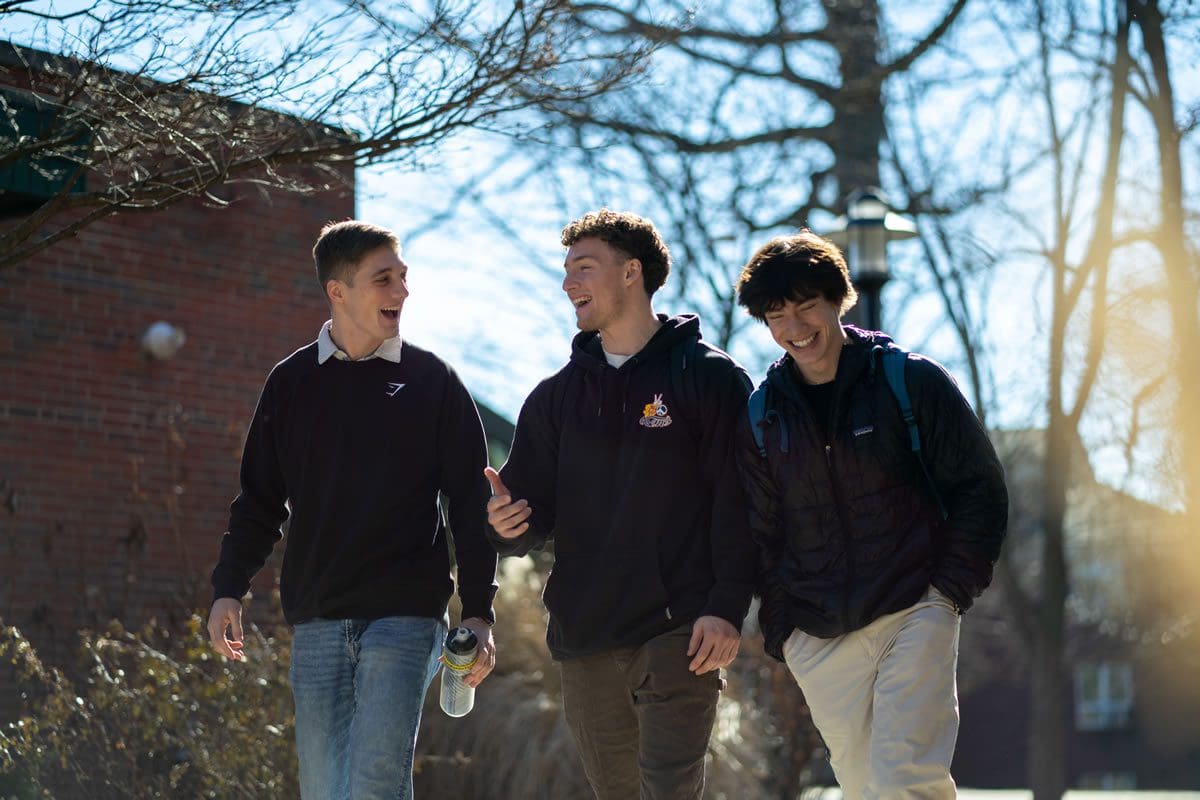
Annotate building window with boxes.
[0,87,87,215]
[1073,661,1134,731]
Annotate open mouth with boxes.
[381,307,400,321]
[789,333,817,349]
[571,295,592,310]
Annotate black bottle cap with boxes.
[446,626,478,655]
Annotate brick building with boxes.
[0,173,358,663]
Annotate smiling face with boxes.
[326,245,409,360]
[764,295,846,384]
[562,236,641,333]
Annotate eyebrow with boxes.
[565,260,599,276]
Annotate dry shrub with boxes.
[0,614,296,799]
[415,672,592,799]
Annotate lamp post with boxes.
[821,187,917,332]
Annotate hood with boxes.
[764,325,894,401]
[569,313,702,373]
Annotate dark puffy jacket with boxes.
[736,328,1008,661]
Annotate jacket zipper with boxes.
[824,442,855,632]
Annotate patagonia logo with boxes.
[853,425,875,437]
[638,394,673,429]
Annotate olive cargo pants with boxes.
[560,624,722,800]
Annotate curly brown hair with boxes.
[561,209,670,295]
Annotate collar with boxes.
[316,320,403,364]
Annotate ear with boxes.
[325,279,343,305]
[623,258,642,288]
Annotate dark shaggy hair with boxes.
[735,231,858,321]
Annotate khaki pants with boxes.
[560,624,722,800]
[784,586,961,800]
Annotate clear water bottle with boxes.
[439,626,478,717]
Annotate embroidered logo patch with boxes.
[638,394,673,428]
[385,382,406,397]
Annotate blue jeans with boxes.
[290,616,445,800]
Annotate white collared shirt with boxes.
[316,320,403,365]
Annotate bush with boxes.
[0,614,296,799]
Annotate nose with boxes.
[396,276,410,300]
[562,272,575,293]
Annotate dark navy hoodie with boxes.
[489,314,756,660]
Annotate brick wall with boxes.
[0,177,354,673]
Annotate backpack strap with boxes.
[880,346,919,454]
[746,383,788,458]
[877,344,946,518]
[747,385,769,457]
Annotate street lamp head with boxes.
[846,188,889,225]
[820,187,918,286]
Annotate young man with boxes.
[734,231,1009,799]
[207,220,498,800]
[484,209,756,799]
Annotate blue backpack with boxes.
[746,343,946,517]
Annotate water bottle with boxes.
[438,626,478,717]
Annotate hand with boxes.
[460,617,496,689]
[687,615,740,674]
[208,597,246,662]
[484,467,531,540]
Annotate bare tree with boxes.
[0,0,645,270]
[1131,0,1200,523]
[416,0,967,356]
[889,1,1199,796]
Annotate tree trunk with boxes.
[1030,411,1071,800]
[822,0,887,330]
[823,0,886,195]
[1132,0,1200,516]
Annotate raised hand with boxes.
[484,466,531,539]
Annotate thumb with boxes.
[229,607,244,643]
[483,466,508,496]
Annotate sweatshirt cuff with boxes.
[459,589,497,627]
[700,583,754,632]
[211,570,250,605]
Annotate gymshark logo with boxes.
[385,382,406,397]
